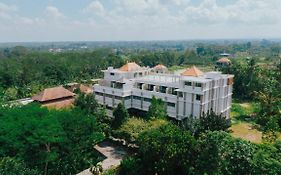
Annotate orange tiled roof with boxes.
[217,57,231,63]
[32,86,75,102]
[181,66,204,77]
[154,64,167,69]
[119,62,141,71]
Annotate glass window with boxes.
[167,102,175,107]
[178,91,183,97]
[110,73,115,76]
[133,96,141,100]
[196,94,201,101]
[115,96,122,100]
[185,81,192,86]
[95,92,103,96]
[124,96,131,100]
[105,94,113,98]
[144,98,151,102]
[195,82,202,87]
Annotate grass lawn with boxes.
[230,123,262,143]
[229,101,263,143]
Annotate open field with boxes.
[230,122,262,143]
[230,101,280,143]
[229,101,262,143]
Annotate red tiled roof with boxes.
[154,64,167,69]
[32,86,75,102]
[119,62,141,71]
[181,66,204,77]
[217,57,231,63]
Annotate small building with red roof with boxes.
[216,57,231,67]
[32,86,76,109]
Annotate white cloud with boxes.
[16,16,34,25]
[45,6,65,19]
[183,0,281,25]
[0,2,17,19]
[1,0,281,42]
[83,0,105,16]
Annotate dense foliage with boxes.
[147,96,167,119]
[113,118,168,143]
[118,128,281,175]
[0,104,105,174]
[112,103,129,129]
[182,110,230,137]
[0,48,125,100]
[0,157,39,175]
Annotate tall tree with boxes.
[137,124,198,175]
[147,96,167,119]
[112,103,129,129]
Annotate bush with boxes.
[118,157,141,175]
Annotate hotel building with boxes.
[93,62,234,120]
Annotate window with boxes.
[124,96,131,100]
[185,81,192,86]
[115,96,122,100]
[171,88,177,95]
[139,72,143,76]
[144,98,151,102]
[196,94,201,101]
[105,94,113,98]
[136,83,143,89]
[227,77,233,85]
[133,96,141,100]
[110,82,115,88]
[148,84,154,91]
[115,83,123,89]
[110,72,115,76]
[195,82,202,87]
[178,91,183,98]
[159,86,166,93]
[95,92,103,96]
[134,73,137,78]
[167,102,175,107]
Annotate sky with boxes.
[0,0,281,42]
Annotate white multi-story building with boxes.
[93,62,234,120]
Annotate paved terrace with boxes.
[77,141,128,175]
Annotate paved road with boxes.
[77,141,128,175]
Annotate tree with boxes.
[147,96,167,119]
[114,118,168,143]
[112,103,129,129]
[119,156,141,175]
[0,104,104,175]
[252,143,281,175]
[75,93,111,135]
[262,117,280,144]
[75,93,99,114]
[197,131,256,175]
[137,124,198,175]
[182,110,230,137]
[0,157,40,175]
[197,110,230,134]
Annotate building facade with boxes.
[93,62,234,120]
